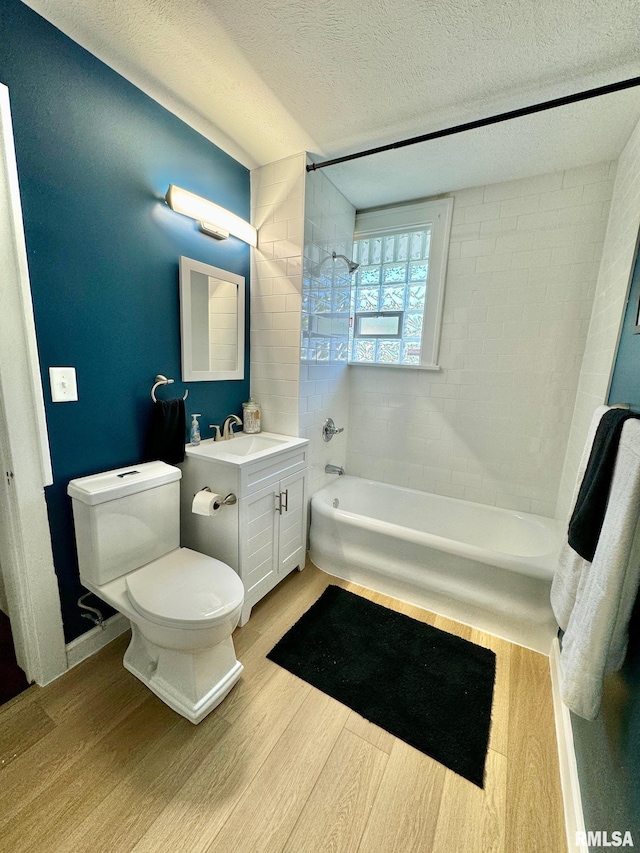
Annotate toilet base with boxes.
[123,624,243,724]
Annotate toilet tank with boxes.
[68,461,182,586]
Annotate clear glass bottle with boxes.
[242,399,261,434]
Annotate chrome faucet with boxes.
[325,464,345,475]
[222,414,243,440]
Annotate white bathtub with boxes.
[309,476,562,653]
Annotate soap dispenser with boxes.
[190,413,202,446]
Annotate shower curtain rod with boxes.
[306,75,640,172]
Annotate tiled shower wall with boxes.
[250,153,306,435]
[300,167,355,496]
[347,162,615,516]
[557,119,640,520]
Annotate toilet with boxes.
[67,460,244,724]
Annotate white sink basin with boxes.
[185,432,308,466]
[217,434,287,456]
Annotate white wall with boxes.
[250,153,306,435]
[300,167,355,495]
[347,163,615,516]
[557,120,640,520]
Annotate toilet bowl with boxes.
[68,461,245,724]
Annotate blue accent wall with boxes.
[1,0,251,641]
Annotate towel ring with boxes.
[151,374,188,402]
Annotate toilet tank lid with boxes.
[67,461,181,506]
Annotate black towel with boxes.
[568,408,639,562]
[144,398,186,465]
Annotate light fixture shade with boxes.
[165,184,257,247]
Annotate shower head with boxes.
[332,252,359,274]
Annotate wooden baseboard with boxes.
[65,613,129,670]
[549,638,588,853]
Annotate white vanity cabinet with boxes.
[179,434,309,625]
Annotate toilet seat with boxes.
[125,547,244,629]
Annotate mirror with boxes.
[179,256,245,381]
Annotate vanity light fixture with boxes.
[165,184,257,247]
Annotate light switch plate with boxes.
[49,367,78,402]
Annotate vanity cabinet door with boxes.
[276,469,307,576]
[237,463,308,626]
[239,483,279,603]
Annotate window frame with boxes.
[350,197,454,370]
[353,311,404,339]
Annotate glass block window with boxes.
[349,229,428,366]
[349,198,453,368]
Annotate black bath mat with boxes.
[267,585,496,787]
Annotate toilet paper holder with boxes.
[198,487,237,507]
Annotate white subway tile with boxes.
[480,216,518,236]
[274,154,305,184]
[459,237,497,258]
[251,162,275,189]
[506,284,546,304]
[516,209,559,231]
[450,222,482,241]
[538,185,584,211]
[494,232,535,254]
[464,201,502,223]
[495,493,531,513]
[474,253,513,273]
[285,294,302,312]
[510,248,552,269]
[500,195,540,218]
[272,311,301,329]
[452,187,485,207]
[447,257,479,275]
[471,288,510,308]
[286,256,302,277]
[256,257,288,279]
[435,481,466,499]
[273,238,304,260]
[582,180,615,205]
[483,179,522,202]
[485,304,524,322]
[531,225,577,249]
[550,243,597,266]
[258,295,287,313]
[562,162,611,187]
[556,202,606,226]
[469,321,504,341]
[518,172,563,196]
[273,196,304,223]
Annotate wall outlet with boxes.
[49,367,78,402]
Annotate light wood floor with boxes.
[0,562,566,853]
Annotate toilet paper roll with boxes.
[191,489,224,516]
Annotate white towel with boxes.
[551,405,608,628]
[551,411,640,719]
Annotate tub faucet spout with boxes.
[325,464,345,475]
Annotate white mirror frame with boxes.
[179,255,245,381]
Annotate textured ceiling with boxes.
[22,0,640,208]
